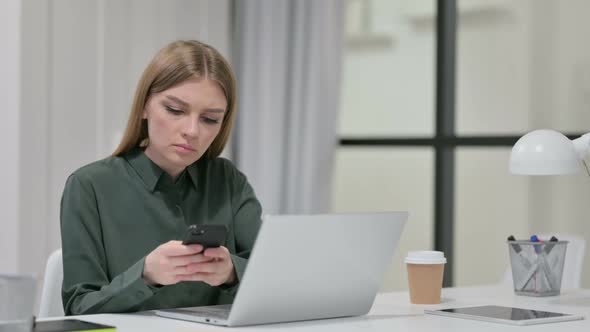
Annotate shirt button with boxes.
[136,290,145,299]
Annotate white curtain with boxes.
[234,0,345,214]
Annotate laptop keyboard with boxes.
[177,304,232,320]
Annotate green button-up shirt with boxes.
[60,148,262,315]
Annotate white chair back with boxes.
[38,249,64,317]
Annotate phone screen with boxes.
[182,224,227,248]
[439,305,569,321]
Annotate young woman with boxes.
[60,40,261,315]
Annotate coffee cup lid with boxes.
[405,251,446,264]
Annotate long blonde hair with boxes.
[112,40,237,159]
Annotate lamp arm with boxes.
[572,133,590,160]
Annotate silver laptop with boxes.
[154,212,408,327]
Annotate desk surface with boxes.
[45,285,590,331]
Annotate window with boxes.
[333,0,436,291]
[333,0,590,290]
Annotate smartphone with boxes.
[181,224,227,248]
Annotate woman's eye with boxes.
[202,117,221,125]
[165,106,184,115]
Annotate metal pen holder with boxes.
[507,240,568,296]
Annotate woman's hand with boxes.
[143,240,212,285]
[143,241,236,287]
[184,246,237,286]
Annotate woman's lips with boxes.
[173,144,195,153]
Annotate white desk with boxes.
[46,285,590,331]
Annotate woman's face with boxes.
[143,77,227,177]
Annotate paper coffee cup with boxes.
[405,251,446,304]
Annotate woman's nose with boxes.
[183,118,199,137]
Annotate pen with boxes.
[530,235,542,254]
[544,236,561,289]
[531,235,557,291]
[507,235,521,253]
[508,235,535,291]
[544,236,559,254]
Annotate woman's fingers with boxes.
[203,246,229,259]
[173,260,218,274]
[175,272,222,286]
[168,253,214,267]
[161,241,203,256]
[143,242,204,285]
[144,243,234,286]
[173,254,233,286]
[188,261,221,273]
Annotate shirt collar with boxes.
[186,162,199,189]
[125,148,164,192]
[125,148,199,192]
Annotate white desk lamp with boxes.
[510,129,590,176]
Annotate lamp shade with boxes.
[509,129,580,175]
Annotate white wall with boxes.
[0,0,21,274]
[9,0,231,305]
[19,0,50,279]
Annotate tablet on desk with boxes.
[425,305,584,326]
